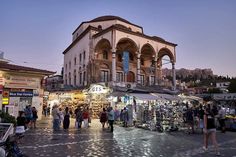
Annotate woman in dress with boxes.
[63,107,70,130]
[100,108,108,129]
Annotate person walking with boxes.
[82,108,89,128]
[203,104,220,156]
[63,107,70,130]
[75,107,83,128]
[32,107,38,129]
[108,107,115,132]
[198,105,205,133]
[24,105,33,130]
[123,107,129,127]
[52,105,60,131]
[100,108,108,129]
[186,106,194,134]
[218,105,226,133]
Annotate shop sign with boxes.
[88,84,110,94]
[2,97,9,105]
[9,92,33,97]
[3,74,40,89]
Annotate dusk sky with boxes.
[0,0,236,77]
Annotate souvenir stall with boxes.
[128,93,158,130]
[83,84,112,119]
[153,94,184,132]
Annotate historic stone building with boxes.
[63,15,177,90]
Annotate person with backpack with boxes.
[100,108,108,129]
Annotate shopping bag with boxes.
[15,126,25,134]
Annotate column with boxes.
[112,50,116,82]
[136,53,141,84]
[172,63,176,91]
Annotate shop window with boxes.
[118,54,122,62]
[101,70,109,82]
[116,72,123,82]
[103,50,108,59]
[140,75,145,85]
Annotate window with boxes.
[65,74,67,85]
[150,76,155,85]
[103,50,108,59]
[118,54,122,62]
[83,71,86,82]
[141,58,144,66]
[140,75,145,85]
[69,61,71,69]
[74,57,77,65]
[79,54,82,62]
[101,70,109,82]
[65,64,67,72]
[83,51,86,60]
[69,72,71,85]
[116,72,123,82]
[98,25,102,30]
[129,53,134,61]
[79,73,82,84]
[74,70,76,85]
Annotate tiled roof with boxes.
[0,62,55,75]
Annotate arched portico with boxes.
[139,43,156,85]
[157,48,176,90]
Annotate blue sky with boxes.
[0,0,236,77]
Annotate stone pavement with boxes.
[19,117,236,157]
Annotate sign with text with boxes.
[123,51,129,74]
[4,75,41,89]
[9,92,33,97]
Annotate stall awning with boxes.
[152,93,182,101]
[128,93,158,100]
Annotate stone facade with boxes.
[63,16,177,90]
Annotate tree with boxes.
[228,79,236,93]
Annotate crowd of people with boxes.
[16,105,38,132]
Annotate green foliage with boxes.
[0,110,17,126]
[228,79,236,93]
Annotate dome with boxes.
[89,15,132,24]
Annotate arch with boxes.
[117,66,123,71]
[157,48,175,64]
[94,38,112,52]
[101,63,109,69]
[116,38,138,53]
[140,43,156,67]
[127,71,135,82]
